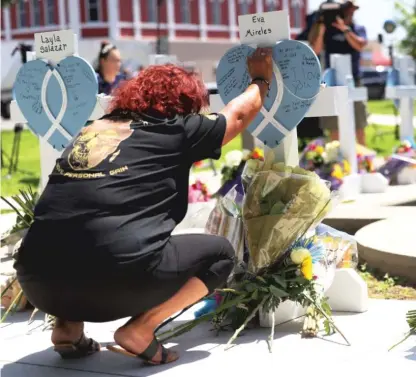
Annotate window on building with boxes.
[148,0,157,22]
[86,0,101,22]
[180,0,191,23]
[266,0,279,12]
[291,0,303,28]
[31,0,41,26]
[239,0,253,15]
[211,0,222,25]
[17,0,27,27]
[45,0,55,24]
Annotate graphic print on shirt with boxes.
[68,124,133,171]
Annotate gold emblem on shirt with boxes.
[68,122,133,171]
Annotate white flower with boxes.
[325,142,340,163]
[225,150,243,167]
[242,149,251,160]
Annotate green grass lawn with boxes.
[1,130,40,198]
[368,100,416,116]
[0,124,414,198]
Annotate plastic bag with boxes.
[315,224,358,270]
[205,186,246,279]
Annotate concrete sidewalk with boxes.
[0,299,414,377]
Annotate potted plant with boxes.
[1,188,55,328]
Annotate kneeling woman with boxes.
[15,49,272,365]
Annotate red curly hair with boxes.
[110,65,208,118]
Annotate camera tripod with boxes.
[1,123,25,179]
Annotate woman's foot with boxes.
[51,319,100,359]
[51,319,84,345]
[113,324,178,364]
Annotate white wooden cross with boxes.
[385,56,416,142]
[210,10,368,323]
[10,30,112,190]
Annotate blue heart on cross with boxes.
[13,56,98,151]
[216,40,321,147]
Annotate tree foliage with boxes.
[1,0,17,8]
[395,1,416,59]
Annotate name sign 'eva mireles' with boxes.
[238,11,290,47]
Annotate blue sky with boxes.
[307,0,410,42]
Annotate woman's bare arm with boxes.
[219,48,273,146]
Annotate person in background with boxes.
[14,49,273,366]
[96,41,126,95]
[308,0,368,145]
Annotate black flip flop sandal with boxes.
[107,337,178,365]
[54,333,101,359]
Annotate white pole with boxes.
[228,0,238,41]
[167,0,175,39]
[399,97,415,141]
[108,0,120,40]
[198,0,207,41]
[3,7,12,41]
[133,0,142,39]
[68,0,81,36]
[58,0,66,29]
[337,87,358,173]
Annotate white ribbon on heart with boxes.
[252,61,287,142]
[41,68,73,145]
[252,60,322,145]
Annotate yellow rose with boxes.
[290,248,311,265]
[301,255,313,280]
[315,146,324,155]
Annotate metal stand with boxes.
[2,123,24,179]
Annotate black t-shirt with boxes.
[324,23,367,80]
[18,112,226,276]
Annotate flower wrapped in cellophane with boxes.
[242,150,337,273]
[158,150,351,351]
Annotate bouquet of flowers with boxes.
[159,150,352,350]
[188,179,211,203]
[395,139,415,156]
[378,139,416,183]
[299,139,351,190]
[300,139,378,189]
[216,148,264,197]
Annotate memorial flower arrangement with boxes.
[394,139,415,156]
[216,148,264,197]
[299,139,351,190]
[300,139,379,189]
[188,179,211,203]
[378,139,416,182]
[158,151,351,351]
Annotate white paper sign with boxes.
[238,10,290,47]
[34,29,75,62]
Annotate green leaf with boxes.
[256,276,267,284]
[323,319,332,335]
[269,285,289,298]
[244,283,257,293]
[272,275,287,289]
[251,289,259,301]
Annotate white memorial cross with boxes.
[328,54,368,176]
[385,56,416,142]
[10,29,112,190]
[210,10,368,325]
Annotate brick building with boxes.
[1,0,308,81]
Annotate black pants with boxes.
[17,234,235,323]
